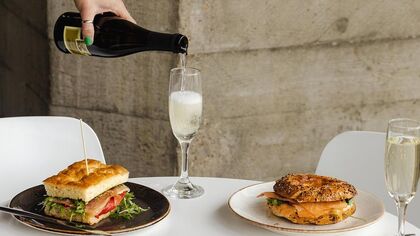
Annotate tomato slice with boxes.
[95,191,127,218]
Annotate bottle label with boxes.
[63,26,91,56]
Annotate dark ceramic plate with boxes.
[9,182,170,235]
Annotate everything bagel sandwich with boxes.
[259,173,357,225]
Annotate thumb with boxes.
[115,7,136,24]
[120,12,136,25]
[80,9,96,45]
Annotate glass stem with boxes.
[179,141,191,182]
[396,201,407,236]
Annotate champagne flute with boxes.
[162,67,204,199]
[385,118,420,236]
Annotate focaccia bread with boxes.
[273,174,357,203]
[43,159,129,202]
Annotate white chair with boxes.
[316,131,419,227]
[0,116,105,203]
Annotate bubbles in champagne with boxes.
[385,136,420,203]
[169,90,202,141]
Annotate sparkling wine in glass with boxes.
[385,118,420,236]
[162,66,204,199]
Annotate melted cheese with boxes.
[274,203,296,218]
[261,191,350,219]
[293,201,348,218]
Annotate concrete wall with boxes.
[0,0,49,116]
[179,0,420,180]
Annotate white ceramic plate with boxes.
[228,182,384,235]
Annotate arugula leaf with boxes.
[41,197,58,210]
[74,200,86,215]
[267,198,284,206]
[42,196,85,222]
[110,192,148,220]
[42,192,147,221]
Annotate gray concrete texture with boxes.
[180,0,420,179]
[2,0,420,182]
[0,0,49,116]
[187,39,420,179]
[179,0,420,53]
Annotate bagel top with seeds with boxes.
[273,173,357,203]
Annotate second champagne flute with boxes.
[385,118,420,236]
[162,67,204,199]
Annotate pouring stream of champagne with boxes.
[180,53,186,91]
[80,119,89,175]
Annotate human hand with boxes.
[73,0,136,45]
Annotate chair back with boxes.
[0,116,105,202]
[316,131,419,226]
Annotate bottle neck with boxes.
[145,31,188,54]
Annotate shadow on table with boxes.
[214,204,278,236]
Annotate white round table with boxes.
[0,177,419,235]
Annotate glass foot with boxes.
[162,178,204,199]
